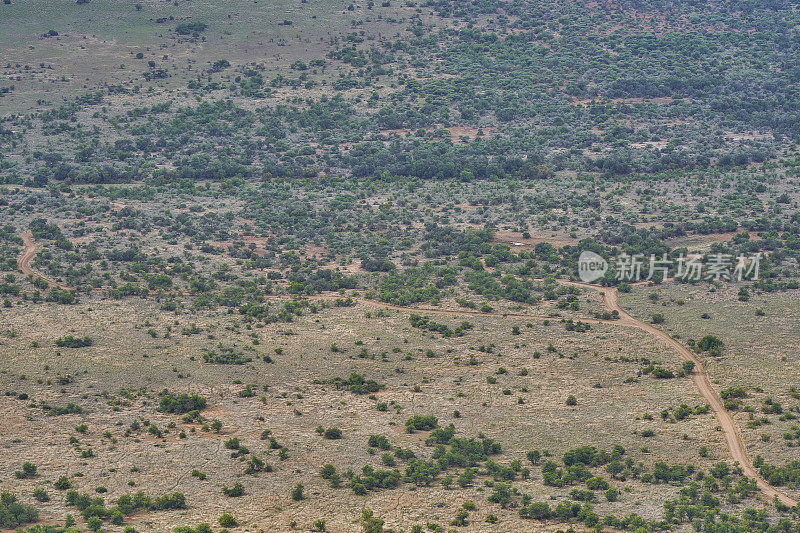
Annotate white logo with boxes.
[578,251,608,283]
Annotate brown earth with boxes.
[17,230,795,506]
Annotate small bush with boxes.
[159,392,207,414]
[55,335,93,348]
[218,513,237,527]
[405,414,438,432]
[222,482,244,498]
[566,395,577,406]
[323,428,342,440]
[291,483,304,501]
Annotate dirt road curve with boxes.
[283,282,799,505]
[562,280,797,507]
[17,232,39,277]
[17,231,72,290]
[16,231,795,505]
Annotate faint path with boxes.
[293,293,599,322]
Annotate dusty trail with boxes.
[307,283,797,505]
[17,232,72,290]
[16,231,795,505]
[563,280,797,507]
[17,232,39,278]
[294,283,798,505]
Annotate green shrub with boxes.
[219,513,237,527]
[222,483,244,498]
[368,435,390,450]
[566,395,577,406]
[698,335,723,352]
[323,428,342,440]
[175,22,207,35]
[405,414,438,432]
[526,501,551,519]
[14,462,37,479]
[158,392,207,414]
[54,335,92,348]
[328,372,384,395]
[291,483,304,501]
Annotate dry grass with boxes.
[620,282,800,502]
[0,290,766,531]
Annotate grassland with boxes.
[2,0,800,531]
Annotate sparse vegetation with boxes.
[1,0,799,530]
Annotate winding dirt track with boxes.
[17,231,72,290]
[16,233,796,506]
[17,232,40,278]
[562,281,797,507]
[310,281,798,506]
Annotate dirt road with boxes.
[17,231,72,290]
[17,232,39,278]
[284,283,798,505]
[16,231,795,505]
[563,280,797,507]
[302,282,798,506]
